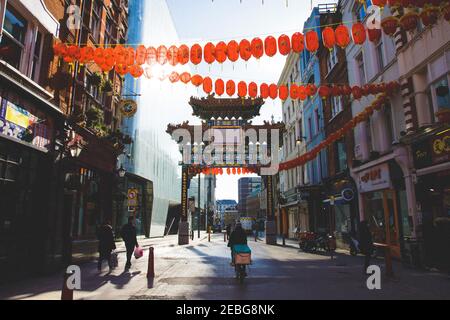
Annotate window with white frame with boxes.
[327,47,338,73]
[356,52,366,85]
[431,77,450,112]
[331,96,343,118]
[90,0,102,43]
[375,39,385,73]
[0,5,27,70]
[0,4,44,83]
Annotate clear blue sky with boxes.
[165,0,336,201]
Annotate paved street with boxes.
[1,233,449,300]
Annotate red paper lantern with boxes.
[177,45,189,65]
[204,42,216,64]
[238,81,248,97]
[420,7,439,28]
[399,12,419,32]
[191,74,203,87]
[169,71,180,83]
[443,3,450,22]
[342,85,352,96]
[335,25,350,49]
[306,84,317,96]
[305,31,319,52]
[227,40,239,62]
[298,86,307,100]
[372,0,387,7]
[190,44,202,65]
[248,82,258,98]
[264,36,277,57]
[251,37,264,59]
[167,45,178,66]
[115,64,128,76]
[145,46,157,65]
[367,28,382,43]
[226,80,236,97]
[239,39,252,61]
[215,41,227,64]
[290,84,299,100]
[322,27,336,50]
[227,168,231,175]
[331,86,340,97]
[260,83,270,99]
[129,64,143,78]
[318,85,331,99]
[79,46,94,64]
[279,85,289,100]
[381,16,399,36]
[269,84,278,100]
[93,47,105,65]
[352,86,363,100]
[203,77,213,94]
[232,168,237,175]
[278,34,291,56]
[215,79,225,96]
[291,32,305,53]
[104,47,116,66]
[157,45,167,65]
[135,45,147,65]
[180,72,191,84]
[352,23,366,45]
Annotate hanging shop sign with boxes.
[127,188,139,207]
[357,163,391,193]
[413,129,450,169]
[120,99,138,118]
[0,96,52,150]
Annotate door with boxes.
[383,190,401,258]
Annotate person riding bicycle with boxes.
[227,222,247,265]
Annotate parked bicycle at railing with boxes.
[298,231,336,254]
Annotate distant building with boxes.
[238,177,262,215]
[216,199,238,228]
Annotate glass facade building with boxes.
[121,0,196,237]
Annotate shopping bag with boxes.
[134,246,144,259]
[110,251,118,268]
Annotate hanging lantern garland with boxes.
[279,94,389,172]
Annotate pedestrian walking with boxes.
[97,220,116,272]
[226,224,231,240]
[121,216,139,270]
[359,220,374,274]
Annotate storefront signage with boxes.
[413,129,450,169]
[357,163,391,193]
[119,100,138,118]
[341,188,355,202]
[0,97,52,150]
[431,130,450,165]
[127,188,139,207]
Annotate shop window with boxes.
[335,139,348,173]
[0,5,27,69]
[432,77,450,111]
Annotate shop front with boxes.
[62,125,118,264]
[323,176,358,250]
[356,162,411,259]
[280,187,310,239]
[412,125,450,271]
[0,80,62,283]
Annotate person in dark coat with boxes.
[228,223,248,264]
[359,220,374,274]
[97,220,116,271]
[226,224,231,240]
[121,216,139,269]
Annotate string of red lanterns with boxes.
[279,94,389,172]
[53,3,450,72]
[188,166,259,176]
[163,70,400,101]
